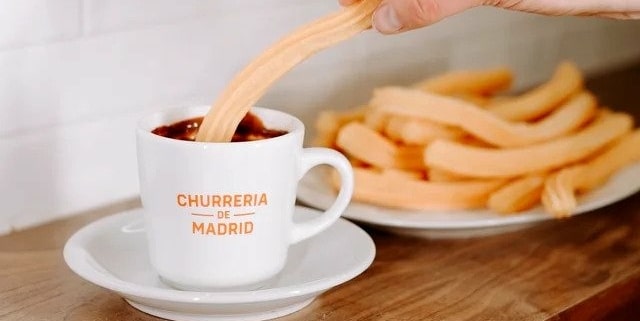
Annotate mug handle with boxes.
[290,147,354,244]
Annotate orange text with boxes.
[177,193,268,207]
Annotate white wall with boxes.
[1,0,639,233]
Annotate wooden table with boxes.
[2,63,640,321]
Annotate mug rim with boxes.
[137,106,304,147]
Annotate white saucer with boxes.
[297,163,640,238]
[63,206,375,321]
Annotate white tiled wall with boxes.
[0,0,81,49]
[1,1,640,233]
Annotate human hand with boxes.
[339,0,640,34]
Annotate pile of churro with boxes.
[315,62,640,217]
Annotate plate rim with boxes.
[63,206,376,304]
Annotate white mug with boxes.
[136,106,354,290]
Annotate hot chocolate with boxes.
[152,113,287,142]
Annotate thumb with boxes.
[373,0,483,34]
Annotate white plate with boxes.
[63,206,375,321]
[297,163,640,238]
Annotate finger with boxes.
[339,0,360,6]
[373,0,482,34]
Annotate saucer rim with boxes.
[63,206,375,304]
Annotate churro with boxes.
[488,61,583,121]
[336,122,424,171]
[382,168,425,180]
[373,87,597,147]
[363,109,388,131]
[488,174,546,214]
[314,106,367,147]
[427,168,469,182]
[542,130,640,217]
[413,67,513,96]
[384,116,465,145]
[340,167,506,210]
[425,112,633,178]
[196,0,381,142]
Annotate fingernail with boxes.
[373,4,402,34]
